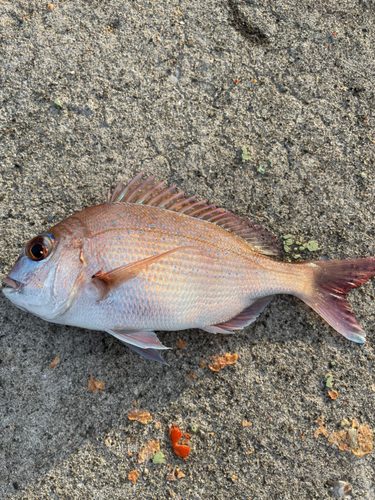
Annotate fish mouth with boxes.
[3,277,22,292]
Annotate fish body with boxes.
[44,202,301,332]
[3,173,375,364]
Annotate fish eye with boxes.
[25,234,54,261]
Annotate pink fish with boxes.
[3,172,375,364]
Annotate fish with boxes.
[3,171,375,364]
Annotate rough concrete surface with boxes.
[1,0,375,498]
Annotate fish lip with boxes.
[3,277,22,292]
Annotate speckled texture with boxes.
[1,0,375,498]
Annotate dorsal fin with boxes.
[107,172,282,258]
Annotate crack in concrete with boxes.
[228,0,269,45]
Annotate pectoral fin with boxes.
[92,246,193,300]
[106,328,169,365]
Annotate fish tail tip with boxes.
[299,258,374,344]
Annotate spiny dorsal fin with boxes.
[107,172,282,258]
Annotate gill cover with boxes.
[4,230,86,321]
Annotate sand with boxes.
[0,0,375,498]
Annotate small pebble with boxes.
[168,75,178,85]
[331,480,352,498]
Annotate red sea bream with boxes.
[3,172,375,364]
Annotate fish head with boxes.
[3,216,87,321]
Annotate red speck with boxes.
[169,425,183,447]
[234,79,239,84]
[169,424,191,460]
[332,32,337,35]
[172,444,190,459]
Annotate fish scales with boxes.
[3,172,375,364]
[63,202,284,331]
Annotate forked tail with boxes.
[297,258,375,343]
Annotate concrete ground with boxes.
[1,0,375,498]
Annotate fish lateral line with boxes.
[89,224,266,264]
[88,223,248,258]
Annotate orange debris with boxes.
[128,470,139,485]
[328,390,338,400]
[328,418,373,457]
[208,352,238,372]
[137,440,160,463]
[166,466,186,481]
[88,377,105,393]
[176,339,187,348]
[50,356,60,368]
[127,408,152,425]
[242,420,252,427]
[314,417,328,439]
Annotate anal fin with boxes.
[202,296,274,334]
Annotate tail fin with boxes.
[298,258,375,343]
